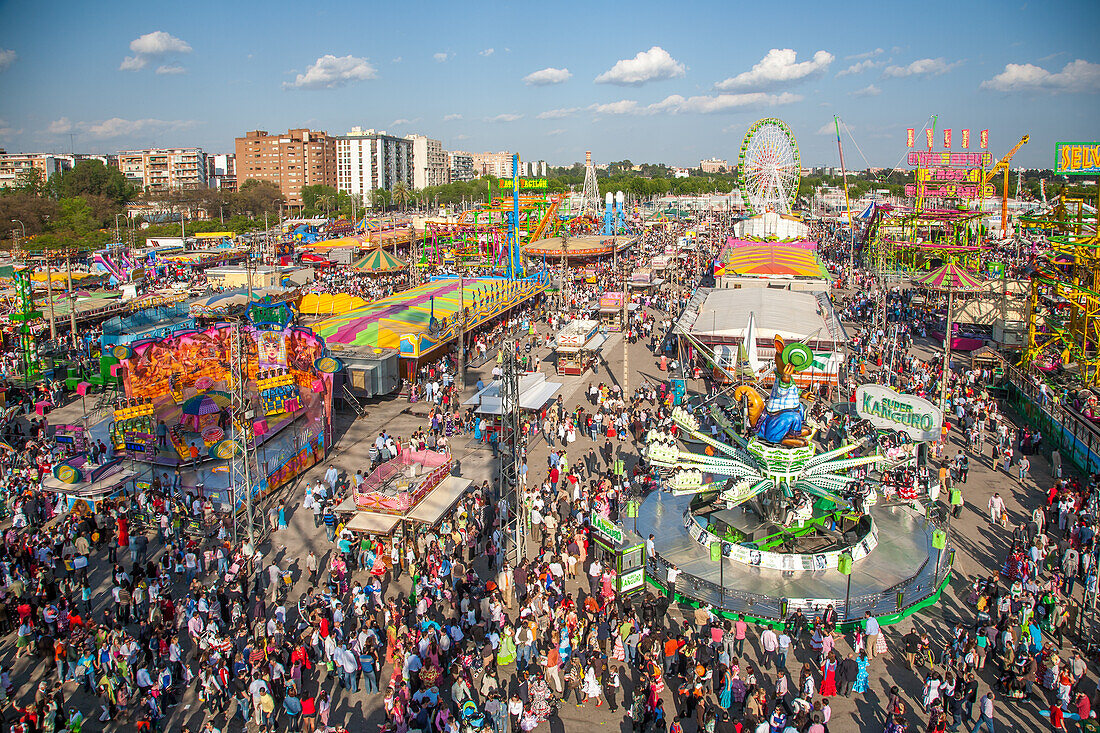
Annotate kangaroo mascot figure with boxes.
[733,335,814,448]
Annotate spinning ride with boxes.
[636,336,950,624]
[645,338,884,570]
[738,118,801,216]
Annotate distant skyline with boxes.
[1,0,1098,170]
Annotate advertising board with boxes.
[855,384,943,442]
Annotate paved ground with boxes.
[7,304,1092,733]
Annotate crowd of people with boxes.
[1,207,1097,733]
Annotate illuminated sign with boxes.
[961,129,970,148]
[908,151,993,168]
[1055,142,1100,176]
[499,178,548,190]
[905,182,995,199]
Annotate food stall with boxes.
[554,319,607,376]
[599,291,625,331]
[589,514,646,597]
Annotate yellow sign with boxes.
[499,179,548,190]
[1056,142,1100,176]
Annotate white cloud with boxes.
[285,54,377,89]
[120,31,191,72]
[837,59,881,77]
[453,134,469,141]
[523,67,572,86]
[479,48,494,57]
[536,107,579,119]
[982,59,1100,93]
[392,118,411,125]
[433,52,450,63]
[392,56,402,63]
[814,122,838,135]
[0,119,21,138]
[0,49,16,72]
[653,91,801,114]
[717,49,833,91]
[586,92,799,117]
[883,57,960,77]
[850,83,882,97]
[443,113,463,121]
[485,113,523,122]
[594,46,685,86]
[547,129,566,136]
[589,100,643,115]
[47,118,73,134]
[83,117,197,139]
[156,65,186,75]
[846,48,884,60]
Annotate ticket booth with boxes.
[555,319,606,376]
[599,291,625,331]
[590,514,646,597]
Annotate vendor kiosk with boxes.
[590,514,646,596]
[554,319,605,376]
[599,292,625,331]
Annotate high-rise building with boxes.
[335,127,413,199]
[405,134,446,190]
[116,148,208,193]
[234,129,336,206]
[700,158,728,173]
[208,154,237,192]
[446,152,475,183]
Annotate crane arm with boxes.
[981,134,1030,184]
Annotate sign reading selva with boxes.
[854,384,943,442]
[1056,143,1100,176]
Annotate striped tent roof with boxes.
[914,262,983,291]
[723,244,828,279]
[352,248,407,273]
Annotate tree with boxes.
[300,185,338,216]
[54,160,135,204]
[56,196,99,236]
[391,182,411,212]
[5,167,44,196]
[235,179,283,218]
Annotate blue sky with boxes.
[1,0,1098,170]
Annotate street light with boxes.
[11,219,26,238]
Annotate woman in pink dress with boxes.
[819,651,839,697]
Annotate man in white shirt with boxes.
[761,626,779,669]
[666,564,680,601]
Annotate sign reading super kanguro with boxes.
[592,514,624,544]
[855,384,943,442]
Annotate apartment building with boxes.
[405,134,446,189]
[208,153,237,192]
[335,127,413,199]
[234,129,336,206]
[447,152,475,183]
[0,153,68,189]
[116,147,208,193]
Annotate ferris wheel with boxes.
[737,118,801,215]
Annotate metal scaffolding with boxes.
[498,339,526,565]
[228,322,266,549]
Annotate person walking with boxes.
[970,691,995,733]
[864,612,880,660]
